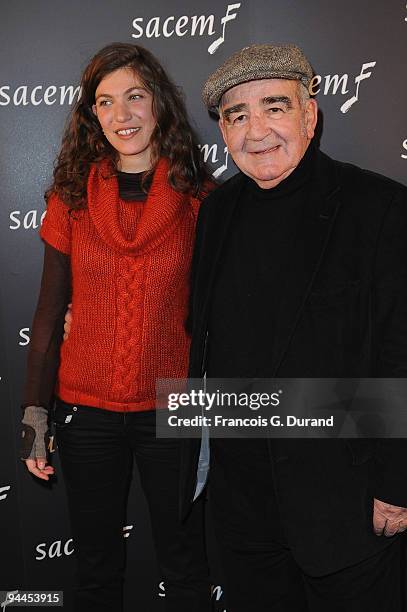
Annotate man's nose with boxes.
[114,101,132,123]
[246,115,271,140]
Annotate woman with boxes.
[20,42,212,612]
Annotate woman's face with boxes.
[92,67,156,172]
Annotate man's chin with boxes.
[247,167,290,189]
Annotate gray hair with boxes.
[297,82,311,107]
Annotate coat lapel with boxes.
[271,151,342,375]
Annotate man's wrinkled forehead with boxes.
[219,78,298,111]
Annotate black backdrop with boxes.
[1,1,406,610]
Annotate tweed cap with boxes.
[202,43,314,111]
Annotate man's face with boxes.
[218,79,318,189]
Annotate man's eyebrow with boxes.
[222,96,294,119]
[95,86,147,101]
[222,103,248,120]
[263,96,293,108]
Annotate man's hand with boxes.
[63,302,72,340]
[373,498,407,536]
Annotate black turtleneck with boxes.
[207,143,316,378]
[117,170,152,201]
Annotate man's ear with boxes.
[305,98,318,140]
[91,104,97,116]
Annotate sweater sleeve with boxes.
[22,243,72,409]
[39,192,72,255]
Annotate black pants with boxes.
[54,399,210,612]
[209,438,403,612]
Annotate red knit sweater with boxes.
[40,158,201,412]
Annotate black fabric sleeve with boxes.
[22,243,72,410]
[371,185,407,507]
[185,194,211,337]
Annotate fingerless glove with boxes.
[21,405,50,461]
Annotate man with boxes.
[181,44,407,611]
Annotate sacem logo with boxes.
[131,4,241,54]
[401,139,407,159]
[0,485,11,502]
[1,591,19,610]
[310,62,376,113]
[35,538,74,561]
[211,585,224,602]
[18,328,30,347]
[9,210,46,230]
[199,144,229,179]
[122,525,133,538]
[36,524,133,561]
[0,85,81,107]
[211,585,227,611]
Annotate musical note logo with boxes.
[122,525,134,538]
[208,4,241,54]
[340,62,376,113]
[0,485,10,502]
[0,591,18,610]
[213,147,230,179]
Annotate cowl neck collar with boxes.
[87,157,189,256]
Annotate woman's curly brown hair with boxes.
[46,43,211,209]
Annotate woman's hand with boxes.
[63,303,72,340]
[21,405,55,481]
[24,458,55,481]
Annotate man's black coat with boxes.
[180,148,407,576]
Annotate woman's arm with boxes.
[23,243,71,408]
[21,243,71,480]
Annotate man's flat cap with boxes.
[202,43,314,111]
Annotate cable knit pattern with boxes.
[40,158,202,412]
[111,255,147,400]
